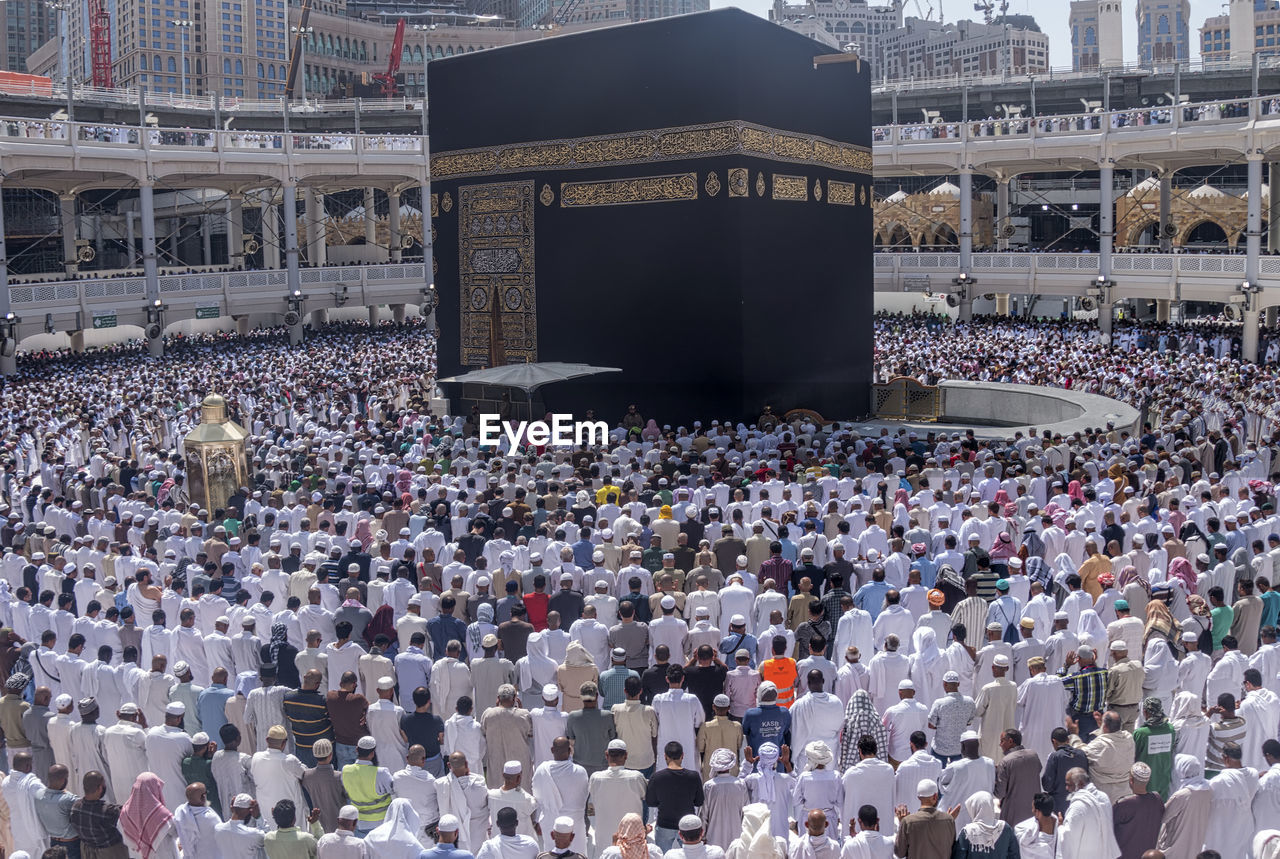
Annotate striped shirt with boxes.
[282,688,334,751]
[1206,716,1247,772]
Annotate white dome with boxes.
[929,181,961,197]
[1242,184,1270,200]
[884,189,908,203]
[1126,176,1159,197]
[1186,183,1227,199]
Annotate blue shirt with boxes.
[571,539,595,569]
[852,581,891,621]
[718,632,759,667]
[742,703,791,756]
[421,845,474,859]
[912,558,939,589]
[197,684,234,747]
[779,539,799,565]
[1261,589,1280,630]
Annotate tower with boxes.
[1231,0,1256,64]
[1098,0,1123,68]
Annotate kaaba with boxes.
[429,8,873,424]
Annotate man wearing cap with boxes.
[70,697,115,802]
[564,681,615,776]
[102,701,149,806]
[587,739,645,853]
[180,731,221,815]
[1112,762,1164,859]
[313,803,365,859]
[487,759,537,841]
[1104,641,1143,732]
[973,654,1017,764]
[423,814,472,859]
[146,700,195,809]
[700,747,747,851]
[937,730,993,828]
[1016,656,1069,768]
[341,734,394,834]
[251,724,308,829]
[480,684,533,792]
[894,777,956,859]
[536,815,586,859]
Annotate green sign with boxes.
[91,313,117,330]
[195,305,221,320]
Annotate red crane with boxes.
[89,0,114,88]
[372,18,406,97]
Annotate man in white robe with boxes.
[652,669,705,773]
[1254,740,1280,832]
[1239,669,1280,770]
[893,733,943,814]
[146,701,196,809]
[789,669,845,773]
[529,685,567,767]
[435,752,488,855]
[1204,744,1259,859]
[530,737,589,852]
[587,741,646,858]
[841,735,896,840]
[937,732,995,828]
[973,655,1017,763]
[430,642,474,719]
[1016,657,1070,767]
[103,702,150,804]
[1058,768,1121,859]
[1,752,48,858]
[367,676,408,773]
[68,699,115,801]
[172,609,212,685]
[866,635,910,716]
[700,747,748,849]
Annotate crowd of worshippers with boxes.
[0,321,1279,858]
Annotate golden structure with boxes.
[1115,178,1265,248]
[183,394,251,514]
[873,183,995,249]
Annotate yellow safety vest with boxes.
[341,762,391,823]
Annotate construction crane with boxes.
[371,17,405,97]
[974,0,1009,25]
[899,0,934,22]
[284,0,314,99]
[88,0,113,88]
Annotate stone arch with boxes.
[1128,217,1159,247]
[926,223,958,247]
[1181,219,1230,248]
[877,223,913,248]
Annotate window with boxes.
[140,54,148,69]
[235,58,242,73]
[167,55,176,71]
[223,58,231,73]
[257,61,264,77]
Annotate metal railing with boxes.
[873,250,1257,278]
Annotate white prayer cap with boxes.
[1182,630,1199,642]
[531,553,543,562]
[660,595,676,609]
[897,679,915,691]
[992,654,1011,667]
[677,815,702,833]
[191,732,210,745]
[553,817,576,835]
[234,794,255,810]
[713,694,731,708]
[119,703,139,715]
[165,701,186,716]
[503,761,523,775]
[1109,640,1128,652]
[173,661,191,675]
[695,606,710,618]
[476,576,490,587]
[357,736,377,750]
[943,671,960,683]
[730,614,746,626]
[629,550,642,559]
[542,684,559,700]
[559,572,574,583]
[1054,611,1069,621]
[337,805,360,821]
[916,779,939,797]
[376,676,395,691]
[592,551,605,563]
[607,739,627,752]
[241,618,255,628]
[1130,762,1152,781]
[1008,558,1022,569]
[437,815,461,832]
[55,694,73,710]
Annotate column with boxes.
[1098,164,1115,341]
[235,315,250,336]
[995,293,1011,315]
[305,189,327,268]
[388,189,402,263]
[0,183,14,376]
[1244,154,1264,362]
[126,212,137,268]
[227,194,244,268]
[363,188,377,246]
[200,213,212,267]
[957,168,974,321]
[1270,163,1280,253]
[1268,306,1278,328]
[996,177,1011,252]
[1159,173,1173,252]
[139,185,163,358]
[69,330,85,353]
[392,303,406,325]
[368,305,380,326]
[263,197,281,270]
[60,194,78,276]
[282,182,304,347]
[1156,298,1171,322]
[310,308,327,327]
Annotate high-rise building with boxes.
[878,15,1048,81]
[1069,1,1121,71]
[1136,0,1189,64]
[769,0,900,65]
[2,0,55,74]
[1201,0,1280,65]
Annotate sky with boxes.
[707,0,1228,69]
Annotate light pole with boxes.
[413,22,436,99]
[168,19,193,97]
[291,26,313,103]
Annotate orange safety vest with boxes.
[760,657,798,708]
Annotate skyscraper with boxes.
[1070,0,1121,71]
[1136,0,1189,64]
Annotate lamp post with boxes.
[168,19,193,97]
[291,26,313,103]
[413,22,436,99]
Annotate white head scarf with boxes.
[1174,754,1210,792]
[912,627,942,670]
[1075,609,1107,644]
[736,803,781,859]
[1143,637,1175,673]
[563,640,595,668]
[364,798,425,859]
[803,740,833,772]
[521,632,557,688]
[755,743,781,803]
[961,792,1006,850]
[1170,690,1207,729]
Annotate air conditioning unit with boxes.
[1223,303,1243,322]
[945,293,960,307]
[400,234,416,249]
[283,310,302,327]
[77,245,96,263]
[1161,222,1178,239]
[243,238,261,255]
[144,322,163,340]
[1080,296,1098,312]
[1000,223,1016,239]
